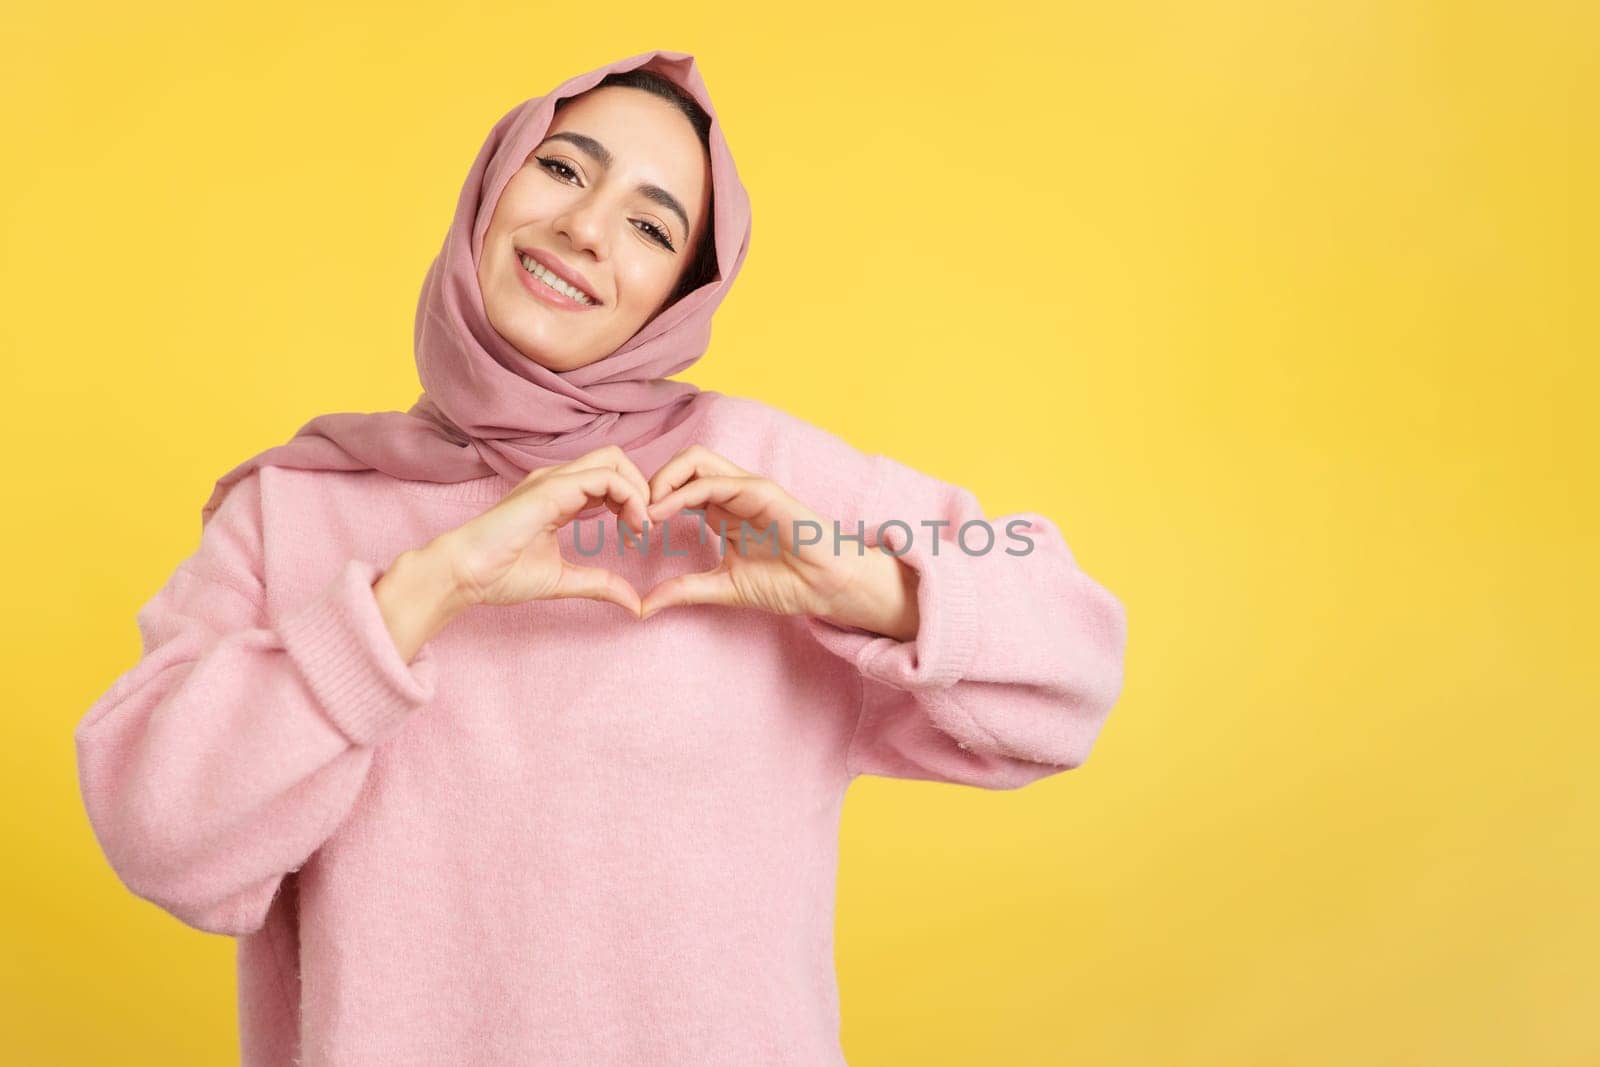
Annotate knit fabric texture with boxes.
[74,392,1129,1066]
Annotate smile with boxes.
[517,252,599,308]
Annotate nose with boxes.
[553,196,607,261]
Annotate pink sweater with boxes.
[74,392,1128,1066]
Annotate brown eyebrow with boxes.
[539,131,692,243]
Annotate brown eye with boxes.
[536,157,578,183]
[635,220,675,251]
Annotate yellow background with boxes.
[3,1,1592,1063]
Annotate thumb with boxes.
[552,564,642,618]
[640,570,739,620]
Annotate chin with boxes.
[519,334,604,372]
[512,343,569,371]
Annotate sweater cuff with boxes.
[802,521,982,692]
[278,558,439,747]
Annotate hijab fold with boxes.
[200,49,752,527]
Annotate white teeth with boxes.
[518,253,594,305]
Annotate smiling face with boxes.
[476,85,714,373]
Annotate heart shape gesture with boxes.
[639,445,917,638]
[434,444,919,640]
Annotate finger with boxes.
[649,479,801,559]
[587,445,654,516]
[593,498,644,548]
[689,501,747,550]
[585,492,646,542]
[648,477,790,537]
[553,562,643,618]
[549,446,654,527]
[639,569,739,620]
[676,500,783,558]
[545,467,650,536]
[649,445,751,505]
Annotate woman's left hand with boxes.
[640,445,921,641]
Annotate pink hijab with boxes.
[200,49,752,527]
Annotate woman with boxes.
[75,49,1129,1066]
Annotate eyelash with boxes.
[534,157,676,252]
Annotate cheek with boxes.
[615,254,678,309]
[489,172,554,227]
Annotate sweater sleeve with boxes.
[72,473,439,936]
[802,453,1128,789]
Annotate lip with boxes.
[515,247,603,307]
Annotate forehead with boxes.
[543,87,709,198]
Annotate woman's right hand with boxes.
[430,445,654,618]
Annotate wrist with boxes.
[822,548,921,642]
[400,541,478,619]
[373,545,472,663]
